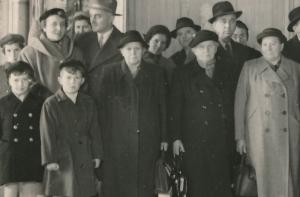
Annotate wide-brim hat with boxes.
[0,34,25,48]
[171,17,201,38]
[39,8,67,22]
[208,1,242,24]
[189,30,219,48]
[144,25,172,49]
[287,6,300,32]
[88,0,121,16]
[257,28,287,44]
[118,30,148,49]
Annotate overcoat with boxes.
[283,35,300,64]
[0,85,49,185]
[169,59,233,197]
[40,89,103,197]
[98,60,167,197]
[19,34,84,93]
[0,64,10,98]
[75,26,123,97]
[235,56,300,197]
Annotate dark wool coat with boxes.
[98,60,167,197]
[169,59,233,197]
[40,89,103,197]
[170,49,186,67]
[283,35,300,64]
[0,85,49,185]
[75,26,123,97]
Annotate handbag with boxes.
[235,154,257,197]
[155,150,171,194]
[169,152,187,197]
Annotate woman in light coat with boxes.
[235,28,300,197]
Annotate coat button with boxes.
[199,90,204,94]
[13,125,18,130]
[265,128,270,132]
[265,111,271,115]
[29,137,34,142]
[283,128,287,132]
[137,129,140,133]
[28,113,33,118]
[202,105,207,110]
[13,113,18,118]
[282,110,287,115]
[204,120,209,125]
[29,125,34,130]
[13,138,18,142]
[218,104,222,108]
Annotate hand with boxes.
[160,142,168,151]
[93,158,101,168]
[237,139,247,155]
[46,163,59,171]
[173,140,185,156]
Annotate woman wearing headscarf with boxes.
[235,28,300,197]
[19,8,84,93]
[169,30,233,197]
[143,25,176,85]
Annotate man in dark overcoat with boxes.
[98,31,167,197]
[283,6,300,63]
[209,1,261,183]
[75,0,123,99]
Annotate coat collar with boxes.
[55,88,84,103]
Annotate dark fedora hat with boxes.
[144,25,172,49]
[257,28,287,44]
[89,0,121,16]
[0,34,25,48]
[208,1,242,24]
[287,6,300,32]
[189,30,219,48]
[171,17,201,38]
[39,8,67,22]
[118,30,148,49]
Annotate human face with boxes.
[89,8,114,33]
[74,20,92,34]
[58,69,85,95]
[8,73,31,98]
[176,27,196,48]
[232,27,248,45]
[120,42,144,66]
[213,14,237,41]
[191,40,218,64]
[43,15,66,41]
[148,34,168,55]
[261,36,283,63]
[4,43,22,63]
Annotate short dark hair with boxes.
[6,61,35,80]
[2,42,24,54]
[59,60,86,77]
[236,20,249,39]
[73,15,91,26]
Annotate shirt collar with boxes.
[97,27,114,46]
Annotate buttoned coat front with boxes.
[235,56,300,197]
[40,89,103,197]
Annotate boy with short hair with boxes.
[40,60,103,197]
[0,61,47,197]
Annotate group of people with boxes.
[0,0,300,197]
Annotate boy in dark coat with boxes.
[40,60,103,197]
[0,61,48,197]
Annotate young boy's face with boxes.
[4,43,22,63]
[58,68,84,95]
[8,72,32,97]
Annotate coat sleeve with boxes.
[234,62,250,141]
[40,101,58,166]
[88,101,104,160]
[168,68,185,142]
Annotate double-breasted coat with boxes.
[40,89,103,197]
[169,59,233,197]
[0,85,49,185]
[98,60,167,197]
[19,34,84,93]
[75,26,123,97]
[283,35,300,64]
[235,56,300,197]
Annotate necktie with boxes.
[98,34,103,48]
[272,64,279,72]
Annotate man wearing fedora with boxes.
[75,0,123,99]
[283,6,300,63]
[169,17,201,67]
[209,1,261,187]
